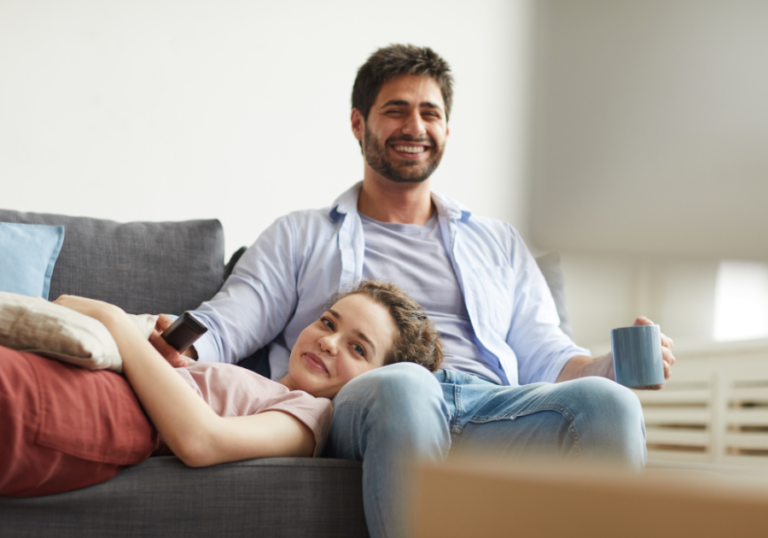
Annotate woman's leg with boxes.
[0,346,160,497]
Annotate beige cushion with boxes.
[0,291,157,373]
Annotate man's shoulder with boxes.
[432,190,518,236]
[274,206,338,229]
[276,183,360,229]
[456,211,519,243]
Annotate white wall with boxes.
[0,0,533,259]
[529,0,768,260]
[527,1,768,351]
[559,251,719,350]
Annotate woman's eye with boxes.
[353,344,365,357]
[322,318,334,330]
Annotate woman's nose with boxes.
[319,334,338,355]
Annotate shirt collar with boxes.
[329,181,363,220]
[329,181,471,221]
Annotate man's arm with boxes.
[149,215,300,367]
[556,316,676,390]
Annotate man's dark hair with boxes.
[352,44,454,122]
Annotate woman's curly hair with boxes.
[330,281,443,372]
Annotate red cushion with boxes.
[0,345,160,497]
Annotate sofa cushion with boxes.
[0,210,225,315]
[0,456,369,538]
[535,252,574,340]
[0,222,65,299]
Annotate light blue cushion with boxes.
[0,222,65,299]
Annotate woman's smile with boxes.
[303,352,329,375]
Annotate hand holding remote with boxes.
[160,312,208,354]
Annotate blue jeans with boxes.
[323,363,646,538]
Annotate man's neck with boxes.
[357,176,434,225]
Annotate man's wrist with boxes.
[556,354,614,383]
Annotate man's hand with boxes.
[148,314,193,368]
[631,316,675,390]
[556,316,675,388]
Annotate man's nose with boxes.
[401,110,426,137]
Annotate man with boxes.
[153,45,675,538]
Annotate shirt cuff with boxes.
[191,331,219,363]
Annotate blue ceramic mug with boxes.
[610,324,665,387]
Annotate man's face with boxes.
[355,74,450,184]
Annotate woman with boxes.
[0,281,442,497]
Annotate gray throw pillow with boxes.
[535,252,574,340]
[0,209,225,315]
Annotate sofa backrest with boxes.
[0,209,225,315]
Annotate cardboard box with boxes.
[410,455,768,537]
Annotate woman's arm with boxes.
[53,296,316,466]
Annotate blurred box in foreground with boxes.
[410,455,768,538]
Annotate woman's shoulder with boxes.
[177,362,297,416]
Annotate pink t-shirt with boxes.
[175,362,333,457]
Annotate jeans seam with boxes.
[466,403,582,457]
[451,385,464,435]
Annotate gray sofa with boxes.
[0,209,368,538]
[0,208,573,538]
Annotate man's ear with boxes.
[445,123,450,140]
[351,108,364,142]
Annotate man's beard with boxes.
[363,125,444,184]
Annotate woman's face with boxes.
[281,294,397,399]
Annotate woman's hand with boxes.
[148,314,190,368]
[52,295,124,325]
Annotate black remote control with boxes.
[161,312,208,354]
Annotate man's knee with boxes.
[335,362,444,414]
[327,363,449,460]
[562,377,643,423]
[560,377,646,466]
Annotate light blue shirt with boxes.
[192,182,590,386]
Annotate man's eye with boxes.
[353,344,365,357]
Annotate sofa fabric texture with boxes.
[2,457,368,538]
[0,209,224,316]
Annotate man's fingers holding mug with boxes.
[633,316,653,327]
[662,346,676,369]
[661,333,675,350]
[663,355,673,380]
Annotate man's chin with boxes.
[384,174,430,184]
[381,163,439,184]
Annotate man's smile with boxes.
[391,145,427,154]
[389,139,432,160]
